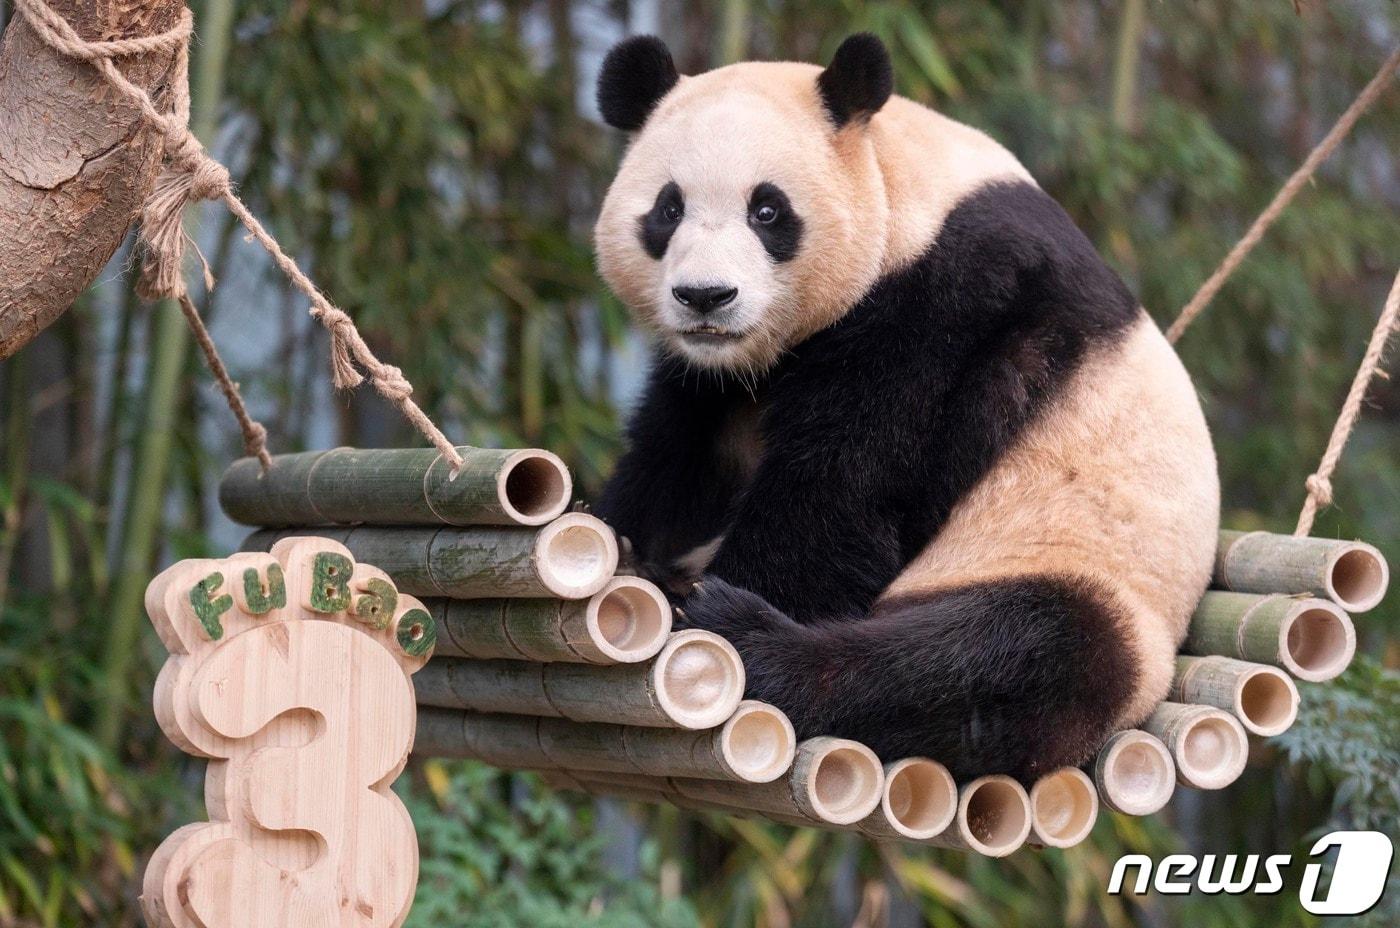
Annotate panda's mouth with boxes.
[677,325,747,343]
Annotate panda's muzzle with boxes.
[672,285,738,314]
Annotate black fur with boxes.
[679,575,1139,781]
[597,36,680,132]
[747,182,803,263]
[597,181,1142,776]
[639,182,685,259]
[816,34,894,128]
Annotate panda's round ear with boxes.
[816,33,893,128]
[597,35,680,132]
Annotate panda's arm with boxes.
[595,356,747,591]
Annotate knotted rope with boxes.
[15,0,464,472]
[1294,269,1400,536]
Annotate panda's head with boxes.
[595,35,894,372]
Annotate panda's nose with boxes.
[672,285,738,314]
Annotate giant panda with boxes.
[591,33,1219,781]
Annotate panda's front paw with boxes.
[676,576,793,651]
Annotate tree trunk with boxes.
[0,0,186,358]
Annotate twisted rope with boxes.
[1165,46,1400,344]
[15,0,464,471]
[1294,269,1400,536]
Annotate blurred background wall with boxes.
[0,1,1396,926]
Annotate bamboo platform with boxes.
[225,449,1391,857]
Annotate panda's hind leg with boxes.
[679,574,1142,781]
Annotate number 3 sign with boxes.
[139,537,436,928]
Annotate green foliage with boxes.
[403,761,699,928]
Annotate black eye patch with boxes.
[747,182,803,263]
[637,182,684,259]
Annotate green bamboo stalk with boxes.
[425,576,670,664]
[414,629,744,729]
[0,353,31,615]
[1143,702,1249,790]
[96,0,236,751]
[1092,729,1175,816]
[414,701,795,784]
[1171,655,1299,736]
[1184,590,1355,682]
[1214,529,1389,612]
[219,445,571,527]
[244,513,618,600]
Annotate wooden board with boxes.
[139,538,435,928]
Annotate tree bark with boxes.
[0,0,184,359]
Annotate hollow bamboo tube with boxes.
[1029,768,1098,849]
[1171,656,1300,737]
[920,776,1033,857]
[1092,729,1176,816]
[1184,591,1356,682]
[244,512,618,600]
[855,758,958,841]
[668,737,885,826]
[1214,530,1389,613]
[427,576,671,664]
[416,702,793,782]
[414,707,558,770]
[414,630,744,729]
[220,446,572,527]
[1144,702,1249,790]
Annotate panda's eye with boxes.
[662,202,682,222]
[753,203,779,224]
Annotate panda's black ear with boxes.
[597,35,680,132]
[816,33,893,128]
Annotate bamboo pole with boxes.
[94,0,233,752]
[854,758,957,842]
[1029,768,1098,849]
[219,446,572,528]
[668,737,884,826]
[921,776,1032,857]
[412,702,793,784]
[244,512,619,599]
[1144,702,1249,790]
[414,629,744,729]
[1214,530,1389,613]
[427,576,671,664]
[1092,729,1176,815]
[1184,591,1355,682]
[1171,656,1300,736]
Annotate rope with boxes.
[15,0,465,471]
[1294,268,1400,536]
[1165,46,1400,344]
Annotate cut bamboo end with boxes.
[1323,544,1389,613]
[1030,768,1098,849]
[1186,592,1356,683]
[938,776,1032,857]
[1215,530,1390,613]
[715,701,796,784]
[1145,702,1249,790]
[573,577,672,663]
[789,737,884,825]
[1280,601,1356,682]
[859,758,957,841]
[488,449,572,526]
[650,630,746,730]
[1093,729,1175,816]
[1173,656,1299,736]
[534,513,620,599]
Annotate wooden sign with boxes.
[139,537,435,928]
